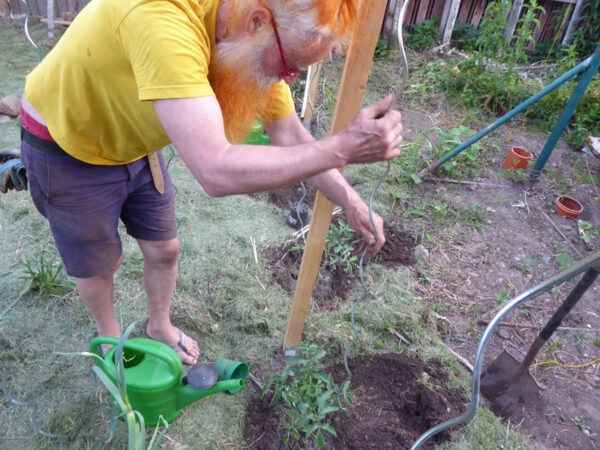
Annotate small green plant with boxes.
[470,302,481,337]
[522,256,541,274]
[571,416,591,432]
[510,0,545,64]
[570,0,600,57]
[405,17,440,51]
[452,21,480,51]
[495,288,510,306]
[577,220,598,243]
[506,167,528,183]
[476,0,510,60]
[555,250,572,268]
[575,332,588,350]
[547,331,564,359]
[262,343,354,449]
[431,125,483,173]
[323,219,359,274]
[20,249,75,295]
[374,38,389,58]
[592,338,600,347]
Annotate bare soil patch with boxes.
[244,353,467,450]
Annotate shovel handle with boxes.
[538,266,599,342]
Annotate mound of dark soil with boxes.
[244,353,467,449]
[266,219,416,304]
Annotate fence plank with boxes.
[562,0,584,45]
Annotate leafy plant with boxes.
[476,0,510,60]
[406,17,440,51]
[511,0,545,64]
[495,288,510,306]
[323,219,360,274]
[432,125,483,173]
[452,21,480,51]
[577,220,598,243]
[575,332,588,350]
[262,343,354,449]
[555,250,572,268]
[20,248,75,295]
[391,136,429,184]
[570,0,600,57]
[374,38,389,58]
[571,416,591,432]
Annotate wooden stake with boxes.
[283,0,389,351]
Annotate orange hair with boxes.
[311,0,360,38]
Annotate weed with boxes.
[522,256,540,275]
[405,18,440,51]
[469,303,481,337]
[577,220,598,243]
[575,332,588,350]
[430,125,483,174]
[392,136,429,184]
[556,405,568,422]
[417,371,442,391]
[571,416,590,432]
[495,288,510,306]
[20,249,74,295]
[521,306,533,319]
[592,338,600,347]
[451,22,480,51]
[555,250,572,268]
[505,167,529,183]
[570,0,600,57]
[374,38,389,58]
[262,343,354,449]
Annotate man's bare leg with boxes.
[137,237,199,365]
[76,254,124,352]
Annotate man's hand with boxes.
[344,199,385,257]
[334,94,403,165]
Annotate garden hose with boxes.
[1,365,65,448]
[337,160,391,400]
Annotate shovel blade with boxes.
[481,350,541,417]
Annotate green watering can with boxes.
[90,337,248,427]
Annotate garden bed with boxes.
[244,353,466,449]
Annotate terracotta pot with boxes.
[503,147,533,171]
[554,196,583,218]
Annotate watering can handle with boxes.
[89,336,182,376]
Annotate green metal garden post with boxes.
[529,44,600,182]
[418,55,593,178]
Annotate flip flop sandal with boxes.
[90,331,111,357]
[142,319,198,365]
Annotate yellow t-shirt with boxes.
[25,0,294,165]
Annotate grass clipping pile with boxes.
[244,353,467,449]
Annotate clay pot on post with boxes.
[504,147,533,171]
[554,196,583,218]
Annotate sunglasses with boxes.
[271,19,301,85]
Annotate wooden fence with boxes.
[382,0,585,48]
[2,0,587,50]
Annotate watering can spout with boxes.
[176,378,245,409]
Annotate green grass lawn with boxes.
[0,19,532,449]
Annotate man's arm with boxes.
[265,113,391,255]
[153,94,401,198]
